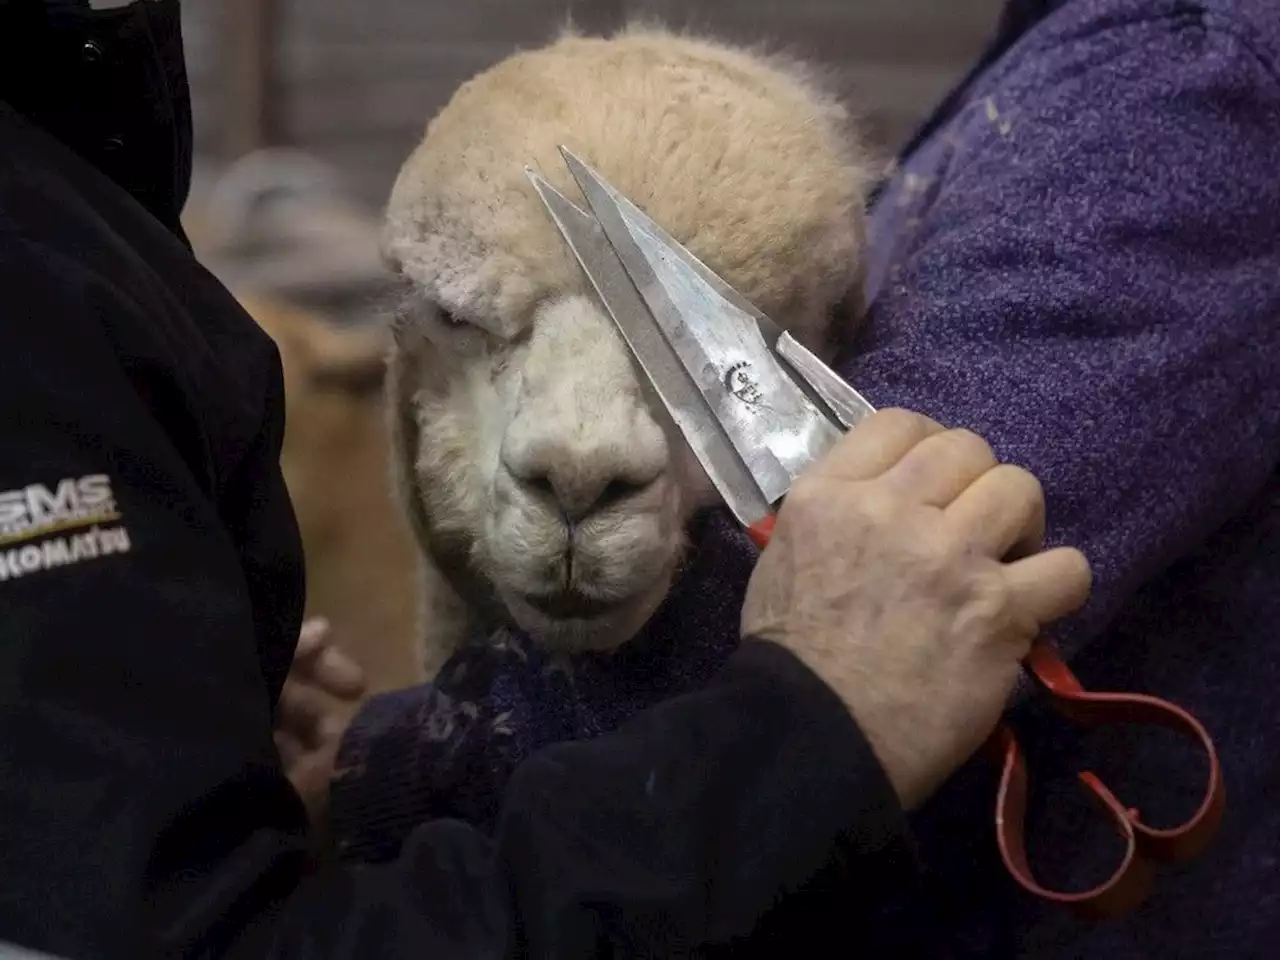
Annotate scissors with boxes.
[527,146,1225,920]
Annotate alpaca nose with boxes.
[503,448,662,521]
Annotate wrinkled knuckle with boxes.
[878,407,938,440]
[785,474,827,515]
[874,406,916,426]
[1006,463,1045,504]
[854,485,903,527]
[946,427,996,465]
[968,573,1017,632]
[915,524,961,572]
[987,568,1016,611]
[788,472,822,502]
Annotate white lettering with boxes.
[0,524,132,584]
[0,473,131,581]
[0,491,25,528]
[76,474,114,511]
[101,527,130,554]
[73,529,100,560]
[27,480,78,524]
[42,539,71,567]
[0,473,121,540]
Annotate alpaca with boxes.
[383,24,876,673]
[243,293,428,693]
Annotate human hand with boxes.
[741,408,1092,810]
[274,617,367,837]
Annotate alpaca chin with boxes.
[498,565,678,654]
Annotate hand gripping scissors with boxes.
[527,146,1225,920]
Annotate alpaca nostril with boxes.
[560,473,656,520]
[596,478,650,511]
[506,461,656,521]
[523,473,556,499]
[507,470,556,510]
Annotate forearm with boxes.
[239,640,917,958]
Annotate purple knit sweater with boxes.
[331,0,1280,955]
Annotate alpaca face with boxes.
[383,25,872,657]
[392,290,716,653]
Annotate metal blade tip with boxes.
[557,145,598,186]
[525,167,567,206]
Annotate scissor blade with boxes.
[557,146,842,506]
[774,334,877,430]
[616,217,877,431]
[525,167,773,528]
[552,150,875,433]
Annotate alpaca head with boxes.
[384,24,874,655]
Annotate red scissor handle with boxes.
[990,640,1225,919]
[746,510,1225,919]
[746,513,777,550]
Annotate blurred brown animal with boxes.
[234,291,426,694]
[183,154,449,691]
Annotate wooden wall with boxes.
[182,0,1003,208]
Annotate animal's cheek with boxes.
[411,413,489,545]
[447,369,509,483]
[488,462,533,517]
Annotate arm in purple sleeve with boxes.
[842,11,1280,656]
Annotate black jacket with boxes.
[0,2,917,957]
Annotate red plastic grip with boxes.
[746,513,776,550]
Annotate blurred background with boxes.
[184,0,1004,209]
[176,0,1005,693]
[180,0,1005,311]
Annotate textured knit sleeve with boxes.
[840,8,1280,658]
